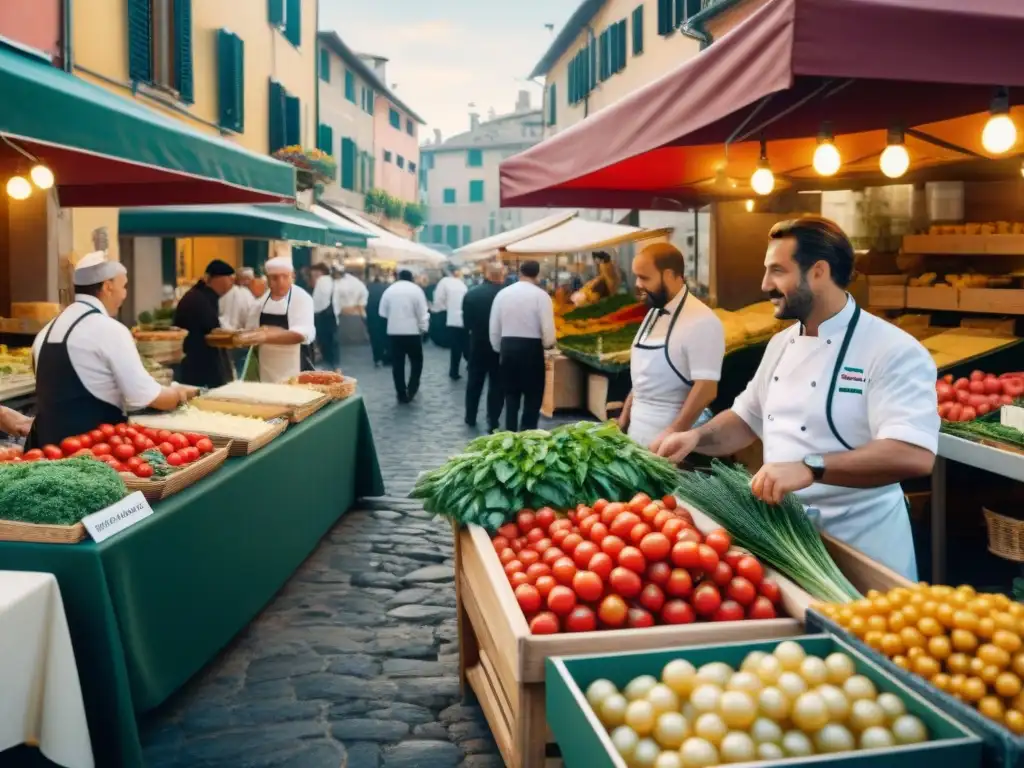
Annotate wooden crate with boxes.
[542,356,585,419]
[120,444,231,501]
[868,284,906,309]
[959,288,1024,315]
[907,286,958,311]
[586,374,610,422]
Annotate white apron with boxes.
[761,304,917,580]
[627,296,711,448]
[256,290,301,383]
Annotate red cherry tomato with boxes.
[133,462,154,479]
[736,556,764,585]
[22,449,44,461]
[704,529,732,556]
[158,442,175,456]
[629,522,653,545]
[515,583,542,614]
[617,546,646,574]
[639,583,665,613]
[609,512,641,539]
[573,541,600,570]
[676,528,702,545]
[504,560,524,578]
[42,445,63,460]
[710,560,733,587]
[498,523,519,540]
[588,522,609,545]
[693,583,722,617]
[727,576,757,606]
[547,585,577,616]
[564,605,597,633]
[665,568,694,598]
[526,562,551,582]
[115,424,129,437]
[91,443,112,457]
[60,437,82,455]
[661,518,686,541]
[113,443,136,461]
[517,510,537,533]
[125,456,143,470]
[541,547,565,566]
[109,435,125,447]
[671,541,702,569]
[572,571,604,602]
[646,561,671,587]
[601,501,626,525]
[561,533,584,555]
[713,600,746,622]
[759,579,782,604]
[533,537,553,554]
[608,566,642,598]
[629,493,652,512]
[600,535,626,559]
[519,549,540,567]
[78,434,93,449]
[492,535,510,551]
[99,424,116,437]
[196,437,214,454]
[534,575,557,599]
[627,607,655,628]
[640,502,661,524]
[87,429,104,443]
[661,495,678,510]
[529,612,560,635]
[526,527,545,544]
[535,507,556,529]
[598,595,628,628]
[661,599,696,625]
[510,572,530,588]
[748,596,778,620]
[166,452,184,467]
[552,557,577,586]
[588,552,614,581]
[498,548,517,565]
[724,549,746,570]
[639,532,671,562]
[697,544,720,572]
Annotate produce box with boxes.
[806,609,1024,768]
[867,285,906,309]
[546,635,981,768]
[542,355,585,418]
[907,287,959,312]
[201,382,331,422]
[132,408,288,456]
[208,419,288,456]
[0,518,86,544]
[121,444,230,502]
[454,523,804,767]
[960,289,1024,316]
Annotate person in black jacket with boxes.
[366,273,391,367]
[174,259,236,387]
[463,262,505,431]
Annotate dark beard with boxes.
[768,278,815,323]
[645,285,670,309]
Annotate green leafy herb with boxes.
[563,294,637,321]
[140,449,177,477]
[941,419,1024,449]
[0,458,127,526]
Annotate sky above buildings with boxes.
[319,0,580,142]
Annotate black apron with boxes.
[259,289,315,373]
[26,303,126,450]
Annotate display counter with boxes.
[0,396,383,767]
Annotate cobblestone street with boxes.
[140,342,579,768]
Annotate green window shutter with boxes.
[674,0,685,26]
[548,83,557,126]
[599,29,609,81]
[467,149,482,167]
[632,5,644,55]
[462,226,471,245]
[445,225,459,249]
[589,40,597,90]
[616,20,627,72]
[567,58,575,105]
[431,224,443,243]
[658,0,674,35]
[345,70,355,102]
[389,108,400,129]
[443,188,456,204]
[317,123,333,154]
[340,138,355,190]
[160,238,177,284]
[242,239,268,271]
[368,154,375,188]
[174,0,194,102]
[285,94,300,146]
[268,79,286,152]
[469,180,484,203]
[268,0,284,27]
[396,155,405,169]
[217,30,244,132]
[127,0,152,83]
[319,48,330,82]
[284,0,301,46]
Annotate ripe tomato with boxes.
[693,584,723,617]
[647,561,671,587]
[576,506,597,523]
[22,449,44,462]
[653,510,676,530]
[640,502,661,524]
[601,501,626,526]
[567,509,578,526]
[697,544,720,572]
[88,429,104,443]
[510,572,530,588]
[109,435,125,447]
[629,492,652,512]
[115,424,129,437]
[561,533,584,555]
[759,579,782,604]
[91,443,112,457]
[529,612,560,635]
[510,538,526,554]
[662,599,696,625]
[99,424,116,437]
[710,560,733,587]
[110,462,127,473]
[158,441,175,456]
[113,443,136,461]
[588,522,609,545]
[184,446,202,463]
[573,571,604,602]
[748,596,777,620]
[533,538,553,554]
[125,456,143,470]
[133,462,154,479]
[526,562,551,581]
[564,605,597,633]
[629,522,652,545]
[503,560,525,578]
[548,518,573,534]
[661,518,686,541]
[547,585,577,616]
[60,437,82,455]
[124,427,138,439]
[665,568,694,598]
[515,583,542,614]
[736,556,764,585]
[498,523,519,540]
[534,575,557,599]
[588,552,614,581]
[552,557,577,586]
[727,576,756,606]
[184,432,203,446]
[639,583,665,613]
[724,549,746,570]
[713,600,745,622]
[573,541,600,569]
[196,437,214,454]
[704,529,731,556]
[169,433,189,451]
[579,516,598,538]
[519,549,540,567]
[628,607,655,628]
[676,528,703,545]
[609,512,641,539]
[600,535,626,559]
[499,548,517,565]
[78,434,93,449]
[671,541,701,569]
[551,529,571,547]
[42,445,63,460]
[492,535,510,551]
[662,495,678,510]
[541,547,565,566]
[598,595,628,628]
[609,567,642,598]
[639,532,671,562]
[513,512,535,535]
[526,527,545,545]
[617,546,646,574]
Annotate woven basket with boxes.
[287,376,357,400]
[983,507,1024,562]
[0,518,86,544]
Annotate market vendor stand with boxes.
[0,396,383,767]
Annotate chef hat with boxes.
[238,267,255,278]
[74,251,127,286]
[264,256,294,275]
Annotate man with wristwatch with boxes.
[654,217,938,580]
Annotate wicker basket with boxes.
[286,376,357,401]
[983,506,1024,562]
[134,328,187,363]
[121,445,231,502]
[0,519,87,544]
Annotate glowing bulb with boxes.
[1020,160,1024,179]
[30,165,54,190]
[751,166,775,196]
[879,144,909,179]
[744,199,754,213]
[6,176,31,200]
[982,113,1017,154]
[813,142,841,176]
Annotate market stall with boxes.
[316,203,447,267]
[0,391,382,767]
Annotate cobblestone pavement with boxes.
[140,342,581,768]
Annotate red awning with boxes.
[500,0,1024,210]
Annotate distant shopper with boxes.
[311,263,338,369]
[333,263,369,347]
[489,260,556,431]
[433,267,469,380]
[175,259,236,387]
[366,274,390,367]
[463,263,505,432]
[379,270,429,403]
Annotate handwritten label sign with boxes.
[82,491,154,543]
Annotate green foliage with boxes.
[402,202,425,229]
[0,458,127,525]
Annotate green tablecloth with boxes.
[0,396,383,767]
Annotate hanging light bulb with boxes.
[750,138,775,196]
[880,127,910,179]
[812,122,841,176]
[6,176,31,200]
[982,87,1017,155]
[1020,159,1024,179]
[744,199,755,212]
[29,164,54,190]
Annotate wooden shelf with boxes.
[903,234,1024,255]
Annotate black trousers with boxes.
[448,327,467,378]
[389,334,423,400]
[466,346,503,429]
[368,317,390,364]
[500,337,545,432]
[314,309,338,369]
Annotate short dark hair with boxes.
[75,281,106,298]
[398,269,413,281]
[648,243,687,277]
[592,251,612,263]
[520,260,540,278]
[311,263,329,275]
[769,216,854,288]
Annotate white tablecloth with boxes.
[0,571,93,768]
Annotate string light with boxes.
[880,127,910,179]
[750,138,775,196]
[6,176,31,200]
[30,165,54,190]
[982,87,1017,155]
[812,123,841,176]
[745,199,755,212]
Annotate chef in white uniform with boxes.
[619,242,724,449]
[433,267,469,380]
[655,217,938,579]
[243,256,316,382]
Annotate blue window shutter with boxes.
[567,58,576,104]
[317,123,333,154]
[217,30,244,132]
[632,5,644,55]
[431,224,443,243]
[174,0,193,102]
[581,49,589,96]
[658,0,674,35]
[617,20,627,72]
[469,180,484,203]
[445,225,459,249]
[590,40,597,90]
[599,30,609,81]
[341,138,355,190]
[548,83,557,126]
[345,70,356,102]
[268,0,284,27]
[319,48,330,82]
[285,94,300,146]
[462,225,471,245]
[284,0,301,46]
[127,0,152,82]
[443,188,456,204]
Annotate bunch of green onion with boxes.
[674,461,861,603]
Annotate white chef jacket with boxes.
[731,297,938,580]
[379,280,429,336]
[244,285,316,382]
[312,274,335,314]
[333,274,369,313]
[627,289,724,447]
[32,295,162,411]
[219,285,256,331]
[433,276,469,328]
[489,281,557,353]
